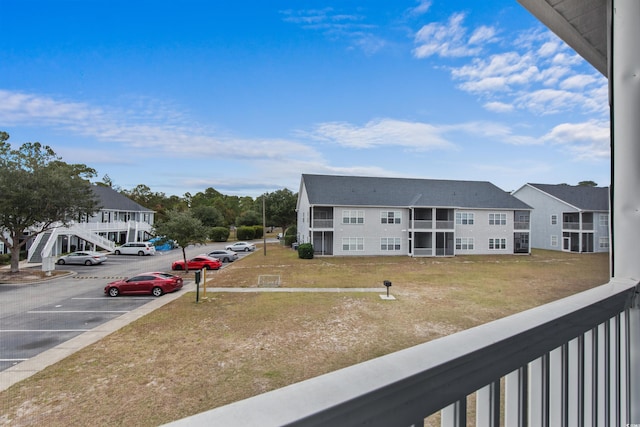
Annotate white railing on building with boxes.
[164,279,639,427]
[312,219,334,228]
[513,221,530,230]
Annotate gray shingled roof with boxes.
[528,183,609,211]
[302,174,531,209]
[91,185,154,212]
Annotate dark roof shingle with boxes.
[302,174,531,209]
[528,183,609,211]
[91,185,154,212]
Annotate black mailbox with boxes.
[195,270,201,285]
[383,280,392,298]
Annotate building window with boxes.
[456,212,474,225]
[489,213,507,225]
[455,237,475,250]
[551,235,558,247]
[342,210,364,224]
[551,214,558,225]
[489,238,506,250]
[600,214,609,227]
[381,237,401,251]
[381,211,401,224]
[599,237,609,249]
[342,237,364,251]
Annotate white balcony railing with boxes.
[165,279,639,427]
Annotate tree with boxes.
[259,189,297,232]
[153,210,208,272]
[0,133,99,273]
[578,180,598,187]
[192,205,224,227]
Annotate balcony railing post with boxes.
[629,291,640,424]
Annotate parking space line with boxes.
[27,310,129,314]
[0,359,29,362]
[0,329,91,333]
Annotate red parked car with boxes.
[105,272,183,297]
[171,255,222,271]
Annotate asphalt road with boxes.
[0,243,253,372]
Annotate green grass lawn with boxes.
[0,245,609,426]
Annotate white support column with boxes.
[611,0,640,279]
[611,1,640,422]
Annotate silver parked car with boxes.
[57,251,108,266]
[225,241,256,252]
[207,249,239,263]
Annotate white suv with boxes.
[114,242,156,256]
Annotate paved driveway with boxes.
[0,243,249,373]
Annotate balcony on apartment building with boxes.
[563,212,594,231]
[310,207,334,229]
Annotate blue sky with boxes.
[1,0,609,197]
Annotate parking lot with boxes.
[0,244,251,372]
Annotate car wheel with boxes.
[114,250,121,255]
[152,287,163,297]
[244,247,250,252]
[203,264,211,270]
[223,257,230,263]
[173,265,183,270]
[84,260,92,266]
[57,259,65,265]
[137,251,144,256]
[108,287,119,297]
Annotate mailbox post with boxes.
[383,280,392,298]
[195,270,202,302]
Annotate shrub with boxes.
[285,226,296,236]
[253,225,264,239]
[236,226,256,241]
[209,227,230,242]
[297,243,314,259]
[284,234,297,247]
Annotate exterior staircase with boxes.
[27,225,116,263]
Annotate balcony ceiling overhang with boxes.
[517,0,608,77]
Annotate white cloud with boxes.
[280,8,384,54]
[0,89,320,162]
[408,0,432,17]
[484,101,514,113]
[412,13,608,121]
[543,120,610,160]
[413,13,492,58]
[303,118,456,151]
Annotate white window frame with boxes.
[489,213,507,225]
[489,238,507,250]
[381,211,401,224]
[599,237,609,249]
[342,210,364,225]
[380,237,401,251]
[551,214,558,225]
[455,237,475,250]
[599,214,609,227]
[456,212,475,225]
[551,235,558,247]
[342,237,364,251]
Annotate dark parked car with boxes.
[57,251,107,266]
[104,272,183,297]
[171,255,222,271]
[207,250,239,263]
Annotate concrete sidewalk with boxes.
[0,283,389,392]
